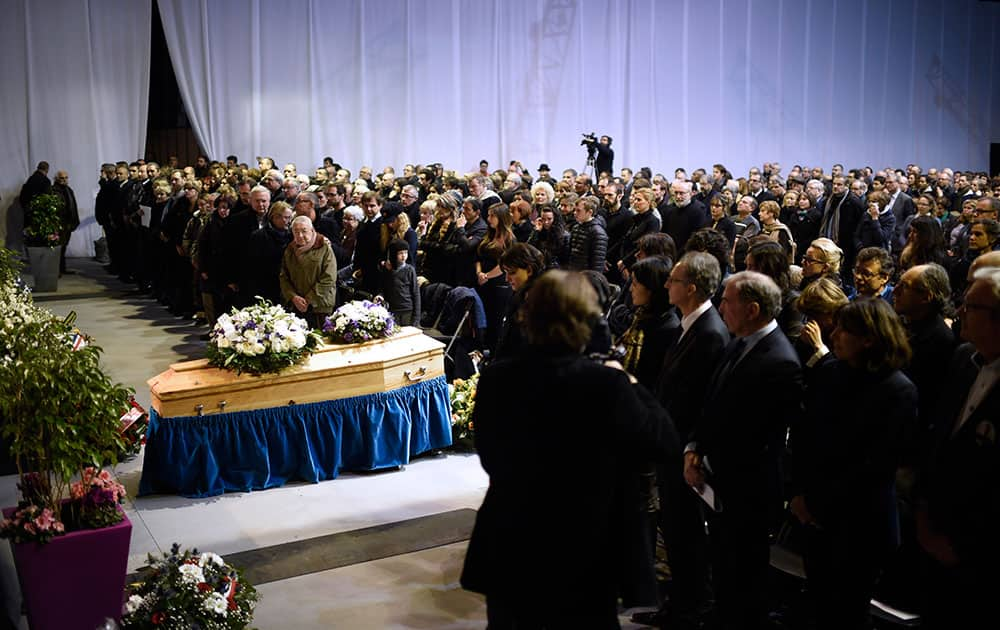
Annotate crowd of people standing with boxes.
[19,151,1000,629]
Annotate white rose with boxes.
[204,592,228,616]
[178,563,205,584]
[198,552,225,567]
[125,594,145,614]
[216,337,231,349]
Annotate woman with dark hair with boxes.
[746,239,804,340]
[787,192,823,265]
[900,215,947,272]
[614,256,680,610]
[790,298,916,630]
[476,204,516,350]
[617,257,680,388]
[708,194,737,247]
[461,270,680,628]
[493,243,547,360]
[949,218,1000,302]
[684,227,732,304]
[527,206,570,268]
[712,163,731,192]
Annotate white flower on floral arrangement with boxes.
[199,551,224,567]
[179,563,206,584]
[125,594,145,614]
[204,592,228,616]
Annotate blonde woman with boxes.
[799,237,844,290]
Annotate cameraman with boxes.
[583,134,615,177]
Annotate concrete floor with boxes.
[2,258,653,629]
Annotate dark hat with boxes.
[538,163,550,172]
[389,239,409,256]
[381,202,404,220]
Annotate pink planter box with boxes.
[3,505,131,630]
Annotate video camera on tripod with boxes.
[581,132,598,166]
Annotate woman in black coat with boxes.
[491,243,546,361]
[243,201,293,305]
[790,298,917,630]
[461,271,679,628]
[614,256,680,608]
[418,194,462,286]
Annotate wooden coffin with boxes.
[148,327,445,418]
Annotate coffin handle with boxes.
[219,400,228,411]
[195,404,204,417]
[403,366,427,382]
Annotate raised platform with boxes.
[139,329,453,497]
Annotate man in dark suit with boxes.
[685,271,803,629]
[747,172,776,207]
[633,251,729,628]
[18,161,51,210]
[917,265,1000,629]
[885,172,916,252]
[661,180,709,252]
[819,176,865,288]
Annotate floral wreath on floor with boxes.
[449,373,479,451]
[122,544,259,629]
[206,299,321,375]
[322,298,399,344]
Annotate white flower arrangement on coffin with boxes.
[206,299,321,375]
[321,298,399,344]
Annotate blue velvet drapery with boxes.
[138,376,452,498]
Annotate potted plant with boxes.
[24,192,64,291]
[0,256,135,629]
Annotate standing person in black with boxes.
[527,206,570,269]
[916,266,1000,629]
[634,251,728,628]
[461,270,679,629]
[18,161,51,213]
[617,188,661,274]
[684,271,802,630]
[614,256,680,610]
[244,202,293,306]
[474,204,515,352]
[661,180,709,253]
[593,135,615,177]
[566,196,608,273]
[51,170,79,275]
[453,197,488,287]
[492,243,546,361]
[601,180,634,284]
[818,176,865,288]
[353,191,387,296]
[196,196,242,322]
[790,298,917,630]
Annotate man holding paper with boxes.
[684,271,803,630]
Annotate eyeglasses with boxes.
[854,268,884,280]
[801,256,825,265]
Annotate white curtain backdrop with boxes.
[159,0,1000,178]
[0,0,151,257]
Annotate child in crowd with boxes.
[381,239,421,326]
